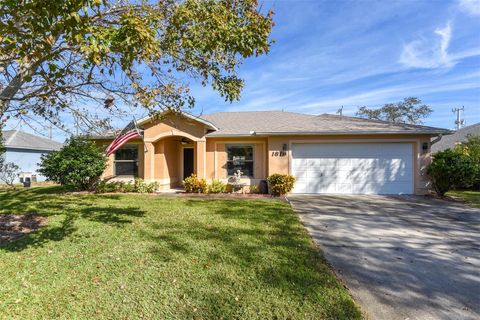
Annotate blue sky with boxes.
[6,0,480,141]
[186,0,480,128]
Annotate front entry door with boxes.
[183,148,194,179]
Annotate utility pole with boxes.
[452,106,465,130]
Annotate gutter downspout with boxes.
[430,134,443,146]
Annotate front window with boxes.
[115,145,138,176]
[227,145,254,177]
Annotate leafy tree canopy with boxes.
[457,134,480,163]
[0,0,274,134]
[356,97,433,124]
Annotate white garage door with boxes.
[291,143,413,194]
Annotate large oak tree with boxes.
[0,0,274,134]
[356,97,433,125]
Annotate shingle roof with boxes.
[431,122,480,153]
[2,130,63,151]
[201,111,451,137]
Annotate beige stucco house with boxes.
[92,110,451,195]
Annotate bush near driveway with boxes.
[267,173,296,196]
[428,148,479,196]
[0,187,360,319]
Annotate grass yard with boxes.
[0,187,360,320]
[447,190,480,208]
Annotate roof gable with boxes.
[136,110,217,131]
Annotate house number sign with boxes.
[271,151,287,157]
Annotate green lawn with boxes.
[447,190,480,208]
[0,187,360,319]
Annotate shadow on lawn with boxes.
[0,187,145,252]
[138,198,359,318]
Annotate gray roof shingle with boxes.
[2,130,63,151]
[201,111,451,136]
[431,122,480,153]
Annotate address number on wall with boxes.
[271,151,287,157]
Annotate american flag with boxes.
[105,120,142,156]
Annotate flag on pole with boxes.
[105,120,142,156]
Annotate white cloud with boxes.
[399,22,454,69]
[458,0,480,16]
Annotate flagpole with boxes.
[132,116,148,154]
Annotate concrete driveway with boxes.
[288,195,480,320]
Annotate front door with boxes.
[183,148,194,179]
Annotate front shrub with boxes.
[427,148,479,196]
[134,178,148,193]
[267,174,296,196]
[182,174,207,193]
[95,179,158,193]
[208,179,227,193]
[249,184,260,194]
[456,134,480,188]
[39,137,107,191]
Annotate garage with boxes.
[291,143,413,194]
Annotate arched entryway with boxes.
[142,133,206,189]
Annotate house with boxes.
[431,122,479,153]
[1,130,63,183]
[91,110,452,195]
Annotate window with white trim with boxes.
[226,144,254,177]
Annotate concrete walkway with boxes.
[288,195,480,320]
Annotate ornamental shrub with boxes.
[267,173,296,196]
[182,174,207,193]
[427,148,479,196]
[39,137,107,191]
[95,179,158,193]
[456,134,480,188]
[208,179,227,193]
[249,184,260,194]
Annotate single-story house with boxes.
[431,122,479,153]
[1,130,63,183]
[91,110,452,195]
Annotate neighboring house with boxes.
[431,122,480,153]
[91,110,451,195]
[1,130,63,183]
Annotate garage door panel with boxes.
[349,168,412,182]
[292,143,413,194]
[293,182,308,193]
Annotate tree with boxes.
[0,161,19,187]
[0,0,274,134]
[457,134,480,163]
[0,127,4,169]
[356,97,433,124]
[38,136,107,190]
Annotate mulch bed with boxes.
[0,213,47,243]
[176,192,286,200]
